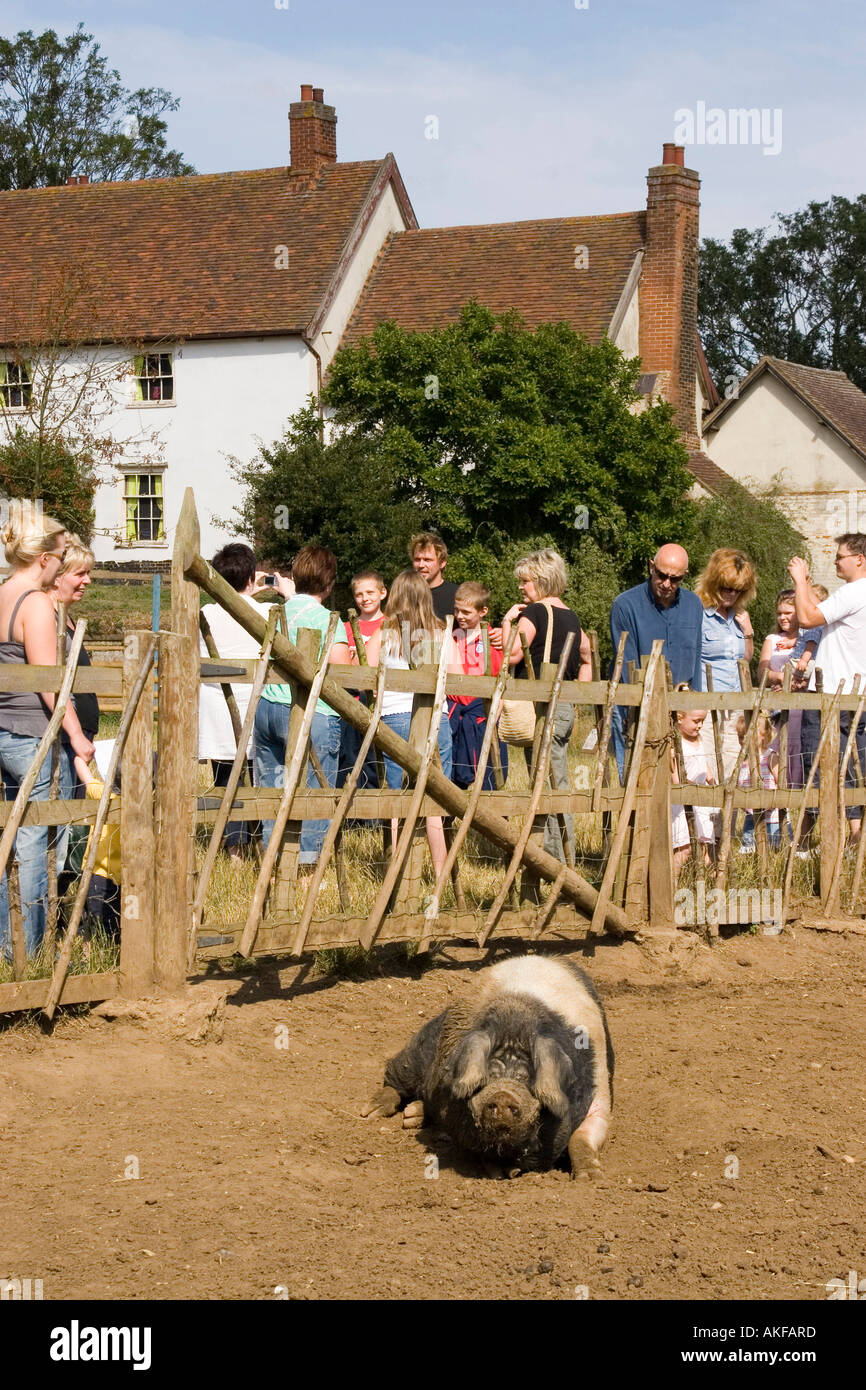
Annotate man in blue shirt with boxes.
[609,544,703,779]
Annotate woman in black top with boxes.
[50,537,100,885]
[501,548,592,864]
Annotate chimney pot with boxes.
[662,142,685,167]
[300,83,313,101]
[66,176,77,185]
[312,86,324,102]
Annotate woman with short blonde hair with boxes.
[501,547,592,866]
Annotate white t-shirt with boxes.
[812,579,866,694]
[198,595,271,759]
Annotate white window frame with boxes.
[129,351,176,407]
[0,360,32,411]
[115,467,168,548]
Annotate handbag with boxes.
[499,601,555,746]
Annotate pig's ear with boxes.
[531,1036,574,1118]
[448,1029,493,1098]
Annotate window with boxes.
[134,353,173,403]
[124,473,165,542]
[0,361,32,409]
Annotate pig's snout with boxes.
[470,1082,539,1144]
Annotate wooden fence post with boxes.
[624,647,673,923]
[120,631,155,996]
[819,688,841,912]
[154,488,199,991]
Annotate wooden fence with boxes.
[1,486,865,1018]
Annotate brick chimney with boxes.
[639,144,700,445]
[289,83,337,179]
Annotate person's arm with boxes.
[74,753,95,787]
[788,557,825,629]
[758,636,783,687]
[501,603,525,666]
[734,609,754,662]
[511,615,538,666]
[610,597,638,680]
[21,594,94,759]
[328,641,352,665]
[578,628,592,682]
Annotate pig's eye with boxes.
[488,1050,530,1082]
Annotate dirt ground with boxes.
[1,924,864,1302]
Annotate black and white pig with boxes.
[361,955,614,1177]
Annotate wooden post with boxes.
[119,633,155,996]
[819,687,841,909]
[154,487,199,992]
[624,646,672,923]
[272,627,319,919]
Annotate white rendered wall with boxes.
[705,374,866,491]
[86,336,312,562]
[705,373,866,593]
[314,183,409,367]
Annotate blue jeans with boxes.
[380,710,453,789]
[0,730,67,958]
[254,701,341,865]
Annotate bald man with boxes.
[609,545,704,779]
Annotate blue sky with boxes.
[6,0,864,238]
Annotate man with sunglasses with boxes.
[609,544,703,779]
[789,535,866,845]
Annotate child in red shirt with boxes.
[339,570,387,788]
[449,582,508,789]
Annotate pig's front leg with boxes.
[567,1096,610,1180]
[360,1089,425,1130]
[360,1085,402,1119]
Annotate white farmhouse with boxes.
[0,85,417,561]
[703,356,866,591]
[0,89,729,564]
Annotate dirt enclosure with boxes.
[1,926,864,1302]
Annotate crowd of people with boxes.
[2,508,866,962]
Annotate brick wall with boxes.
[639,149,700,446]
[289,85,337,177]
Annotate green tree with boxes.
[699,195,866,393]
[0,429,96,540]
[323,301,697,583]
[226,405,423,609]
[0,24,194,189]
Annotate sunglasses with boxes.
[719,583,744,594]
[651,564,686,585]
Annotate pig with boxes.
[361,955,614,1178]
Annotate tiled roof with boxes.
[704,356,866,463]
[343,212,647,343]
[0,160,397,343]
[686,449,738,495]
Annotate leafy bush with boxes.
[0,429,97,540]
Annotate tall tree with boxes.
[0,23,194,189]
[700,195,866,393]
[323,302,697,582]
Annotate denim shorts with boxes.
[381,709,453,790]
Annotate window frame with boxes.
[0,359,33,411]
[117,468,168,548]
[131,351,175,407]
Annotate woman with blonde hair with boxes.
[0,510,95,957]
[501,547,592,863]
[694,547,756,782]
[364,569,462,878]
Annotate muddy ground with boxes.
[1,924,864,1301]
